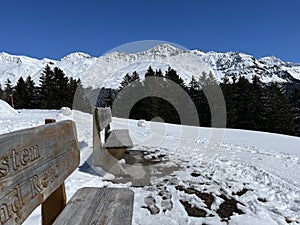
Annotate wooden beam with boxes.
[42,119,66,225]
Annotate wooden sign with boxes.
[0,120,80,225]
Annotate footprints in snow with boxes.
[142,186,173,214]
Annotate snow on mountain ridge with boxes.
[0,44,299,88]
[61,52,92,60]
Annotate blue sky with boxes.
[1,0,300,62]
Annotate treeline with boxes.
[0,65,82,109]
[101,66,300,136]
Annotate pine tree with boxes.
[144,66,155,77]
[53,67,69,108]
[119,71,141,91]
[289,87,300,136]
[67,77,80,108]
[247,75,265,130]
[131,71,140,82]
[264,82,294,135]
[155,69,163,77]
[24,76,37,109]
[220,76,237,127]
[3,79,14,107]
[189,76,199,91]
[165,67,186,89]
[233,76,253,129]
[14,77,27,109]
[119,73,133,90]
[39,64,55,109]
[38,65,74,109]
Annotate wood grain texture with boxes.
[0,120,80,225]
[53,187,134,225]
[95,107,112,131]
[42,184,66,225]
[93,107,127,175]
[42,119,67,225]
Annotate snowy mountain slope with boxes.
[0,52,55,85]
[1,44,300,89]
[0,106,299,225]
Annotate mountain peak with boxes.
[259,55,284,65]
[0,47,300,88]
[0,52,22,64]
[62,52,92,60]
[146,43,185,53]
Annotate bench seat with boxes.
[104,129,134,160]
[53,187,134,225]
[93,107,134,172]
[104,129,134,149]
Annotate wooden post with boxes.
[42,119,67,225]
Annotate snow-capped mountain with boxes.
[1,44,300,89]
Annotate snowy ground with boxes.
[0,106,299,225]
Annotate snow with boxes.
[0,99,18,115]
[1,108,299,224]
[1,44,300,88]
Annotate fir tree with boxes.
[234,76,261,129]
[220,76,237,127]
[155,69,163,77]
[3,79,14,107]
[53,67,69,108]
[119,73,132,90]
[144,66,155,77]
[39,64,55,109]
[247,75,265,130]
[14,77,27,109]
[289,87,300,136]
[119,71,140,90]
[25,76,36,108]
[131,71,140,81]
[165,67,186,89]
[38,65,75,109]
[264,82,294,135]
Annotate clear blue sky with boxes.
[1,0,300,62]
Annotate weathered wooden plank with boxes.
[42,184,66,225]
[0,120,80,225]
[104,130,134,149]
[95,107,112,131]
[53,187,134,225]
[42,119,67,225]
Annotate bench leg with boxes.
[42,183,67,225]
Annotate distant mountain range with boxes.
[1,44,300,89]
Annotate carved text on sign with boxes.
[0,185,24,224]
[0,145,40,178]
[29,164,60,199]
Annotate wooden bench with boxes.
[93,107,133,175]
[0,120,134,225]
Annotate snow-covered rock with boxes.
[60,107,72,116]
